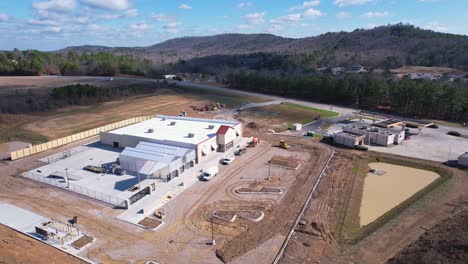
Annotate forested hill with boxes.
[54,24,468,70]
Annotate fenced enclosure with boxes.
[21,171,127,208]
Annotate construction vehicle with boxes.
[249,137,260,147]
[154,209,167,220]
[112,164,125,175]
[84,165,106,174]
[279,140,289,149]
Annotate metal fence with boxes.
[41,146,90,164]
[22,171,126,208]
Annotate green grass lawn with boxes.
[282,102,339,119]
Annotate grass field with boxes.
[0,86,268,144]
[238,102,338,131]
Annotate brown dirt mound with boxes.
[138,217,163,229]
[387,203,468,264]
[270,156,301,169]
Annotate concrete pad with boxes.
[0,202,95,263]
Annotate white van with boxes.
[201,166,219,181]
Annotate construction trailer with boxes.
[458,152,468,167]
[333,132,366,148]
[342,122,405,146]
[291,123,302,131]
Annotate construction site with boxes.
[0,76,467,264]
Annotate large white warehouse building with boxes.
[100,115,243,180]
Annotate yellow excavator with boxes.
[279,140,289,149]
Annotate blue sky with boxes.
[0,0,466,50]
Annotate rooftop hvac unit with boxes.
[187,133,195,138]
[147,128,154,133]
[170,121,176,126]
[208,125,215,129]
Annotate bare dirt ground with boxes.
[0,224,86,264]
[0,124,331,263]
[0,76,155,92]
[387,203,468,264]
[279,150,468,264]
[280,150,356,264]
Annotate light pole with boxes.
[65,168,69,188]
[210,217,216,246]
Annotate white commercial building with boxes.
[100,115,243,178]
[342,122,405,146]
[333,132,366,148]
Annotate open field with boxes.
[238,102,338,132]
[0,76,156,93]
[391,66,466,75]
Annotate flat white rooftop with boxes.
[106,115,239,145]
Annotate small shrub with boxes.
[355,145,368,151]
[447,131,462,137]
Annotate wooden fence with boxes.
[10,115,154,161]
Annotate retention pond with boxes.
[360,162,439,226]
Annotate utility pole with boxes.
[65,168,69,188]
[210,217,216,246]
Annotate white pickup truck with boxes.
[201,166,219,181]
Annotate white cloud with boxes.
[424,21,448,32]
[267,24,284,33]
[178,3,192,10]
[360,11,389,18]
[151,13,176,22]
[303,8,323,18]
[336,11,351,19]
[0,14,10,22]
[130,23,151,30]
[271,13,302,24]
[44,26,62,33]
[237,2,252,9]
[290,1,320,11]
[80,0,132,11]
[33,0,77,12]
[245,12,265,24]
[333,0,372,7]
[28,19,60,26]
[238,24,252,30]
[164,21,182,33]
[124,8,138,17]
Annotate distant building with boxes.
[348,64,365,72]
[163,74,177,79]
[341,122,405,146]
[458,152,468,167]
[333,132,365,148]
[331,67,345,75]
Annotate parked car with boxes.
[235,148,247,156]
[201,166,219,181]
[222,155,235,165]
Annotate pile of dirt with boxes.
[269,156,301,169]
[247,122,258,129]
[387,203,468,264]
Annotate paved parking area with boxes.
[368,125,468,162]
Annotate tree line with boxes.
[0,49,152,76]
[225,72,468,122]
[0,82,168,114]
